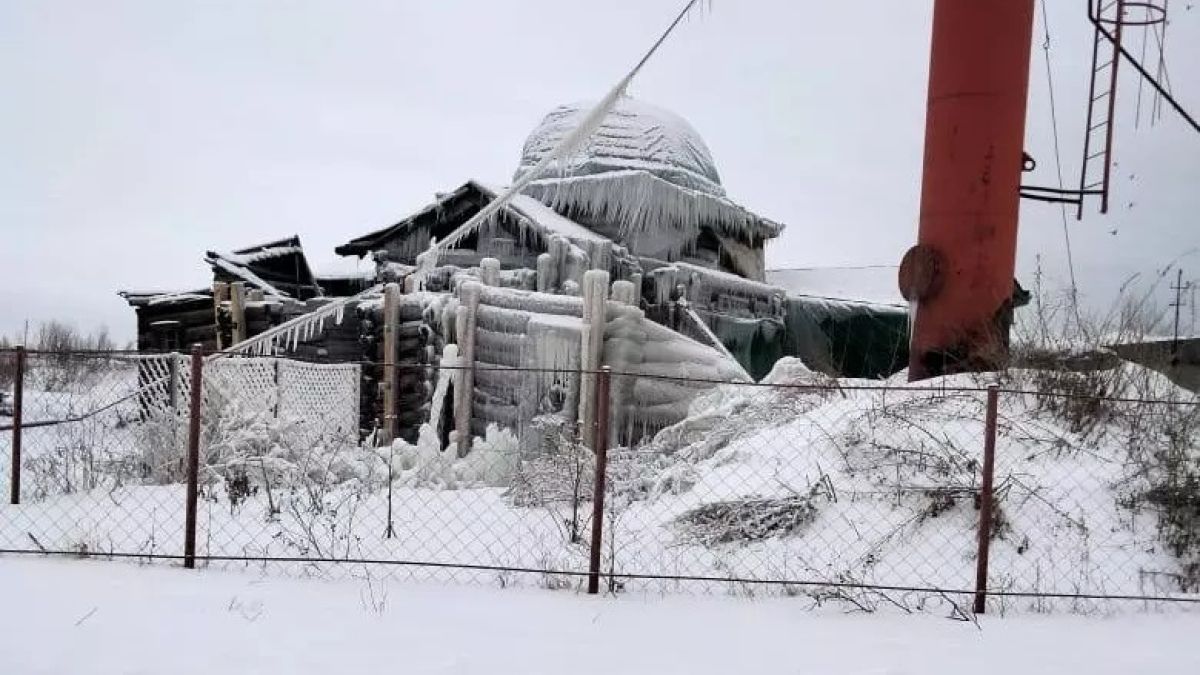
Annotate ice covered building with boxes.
[120,97,908,447]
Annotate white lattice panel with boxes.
[135,355,360,448]
[277,360,360,446]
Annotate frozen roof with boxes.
[522,170,783,245]
[512,97,783,246]
[310,254,376,281]
[118,289,212,307]
[205,235,321,300]
[336,181,610,257]
[515,97,724,196]
[224,245,304,265]
[765,266,906,308]
[206,256,288,298]
[339,99,780,262]
[477,184,608,244]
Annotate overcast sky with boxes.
[2,0,1198,343]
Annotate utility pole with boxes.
[1169,269,1190,366]
[900,0,1037,381]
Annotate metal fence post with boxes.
[9,345,26,505]
[380,282,400,446]
[973,383,1000,614]
[587,366,613,595]
[183,344,203,569]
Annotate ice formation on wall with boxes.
[223,285,382,357]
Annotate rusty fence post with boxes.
[587,366,613,595]
[9,345,26,505]
[183,344,204,569]
[973,384,1000,614]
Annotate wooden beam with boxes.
[212,282,230,350]
[229,282,247,345]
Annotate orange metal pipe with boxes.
[904,0,1036,380]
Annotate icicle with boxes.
[408,238,439,292]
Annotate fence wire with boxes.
[1,347,1198,614]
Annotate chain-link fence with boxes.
[2,346,1198,614]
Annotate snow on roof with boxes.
[766,266,906,308]
[515,97,724,196]
[476,184,608,244]
[232,235,303,256]
[662,261,785,299]
[223,245,304,266]
[118,289,212,307]
[338,181,611,259]
[206,256,288,299]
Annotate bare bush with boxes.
[674,480,831,547]
[509,415,594,544]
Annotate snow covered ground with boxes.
[3,357,1197,615]
[2,557,1198,674]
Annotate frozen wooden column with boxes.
[602,301,644,451]
[611,279,637,306]
[536,253,554,293]
[578,270,610,449]
[540,235,570,293]
[379,282,401,446]
[211,282,230,350]
[454,281,482,457]
[588,240,614,273]
[229,282,247,345]
[480,257,501,287]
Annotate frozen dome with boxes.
[511,96,782,267]
[514,97,725,197]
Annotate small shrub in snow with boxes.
[509,416,593,544]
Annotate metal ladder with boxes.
[1077,0,1126,219]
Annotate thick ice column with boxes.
[430,343,459,447]
[578,270,610,449]
[603,303,646,447]
[454,281,482,457]
[611,280,637,306]
[536,253,554,293]
[589,240,614,273]
[564,249,590,292]
[480,257,501,287]
[547,236,568,291]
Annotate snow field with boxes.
[2,557,1199,675]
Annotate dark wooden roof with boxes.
[335,182,488,257]
[205,234,323,300]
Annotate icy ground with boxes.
[1,558,1197,674]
